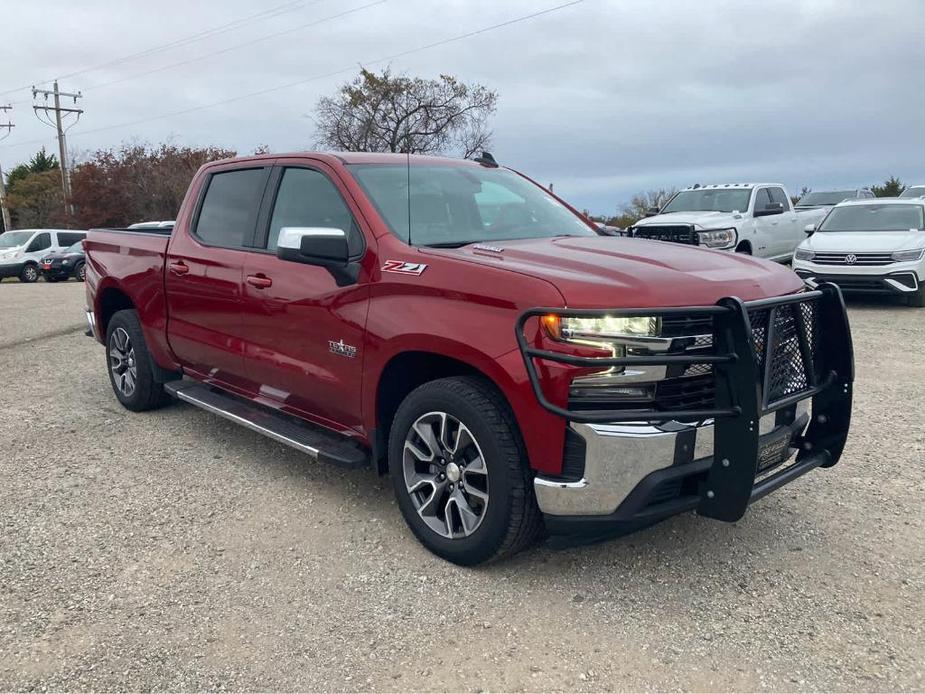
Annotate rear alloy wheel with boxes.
[389,377,543,565]
[19,264,39,283]
[105,309,170,411]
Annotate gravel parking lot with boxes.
[0,281,922,692]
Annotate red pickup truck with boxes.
[84,152,854,565]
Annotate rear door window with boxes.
[57,231,86,247]
[194,168,270,249]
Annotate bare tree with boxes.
[314,68,498,157]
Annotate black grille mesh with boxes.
[748,300,821,404]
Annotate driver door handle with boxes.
[246,274,273,289]
[168,260,189,276]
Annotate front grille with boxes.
[632,225,697,245]
[813,252,894,266]
[661,314,713,338]
[747,300,821,405]
[566,296,822,417]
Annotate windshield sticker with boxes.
[382,260,428,276]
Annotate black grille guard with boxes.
[515,283,854,522]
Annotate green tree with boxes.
[870,176,904,197]
[605,188,678,229]
[314,67,498,157]
[5,147,59,191]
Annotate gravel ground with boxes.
[0,281,922,692]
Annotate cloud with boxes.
[2,0,923,214]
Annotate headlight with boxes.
[544,314,660,341]
[697,228,736,249]
[892,248,924,262]
[794,248,815,261]
[62,259,70,265]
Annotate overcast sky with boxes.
[2,0,923,214]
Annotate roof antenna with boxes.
[474,151,498,168]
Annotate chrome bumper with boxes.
[535,401,809,517]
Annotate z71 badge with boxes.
[382,260,428,276]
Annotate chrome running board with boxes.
[164,381,368,469]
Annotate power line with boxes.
[81,0,388,93]
[1,1,584,150]
[0,0,313,99]
[32,82,83,214]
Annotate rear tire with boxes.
[105,309,170,412]
[388,376,543,565]
[907,286,925,307]
[19,264,39,283]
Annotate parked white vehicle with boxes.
[792,198,925,307]
[629,183,827,261]
[899,184,925,199]
[0,229,87,283]
[795,188,874,211]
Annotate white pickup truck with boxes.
[629,183,828,261]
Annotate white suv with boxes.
[0,229,87,283]
[792,198,925,306]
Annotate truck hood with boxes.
[802,230,925,253]
[633,210,743,230]
[427,236,803,308]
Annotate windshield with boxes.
[660,188,752,214]
[819,204,925,232]
[0,231,33,248]
[899,186,925,199]
[66,241,84,253]
[797,191,854,206]
[349,164,596,247]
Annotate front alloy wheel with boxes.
[389,376,542,565]
[403,411,490,538]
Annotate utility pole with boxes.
[0,105,13,232]
[32,81,82,212]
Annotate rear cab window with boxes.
[193,168,270,249]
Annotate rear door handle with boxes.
[246,274,273,289]
[168,261,189,276]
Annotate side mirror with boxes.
[754,202,785,218]
[276,227,358,286]
[645,207,660,217]
[804,223,816,236]
[277,227,348,264]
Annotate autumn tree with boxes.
[69,143,236,228]
[314,67,498,157]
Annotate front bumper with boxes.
[793,264,920,295]
[535,401,809,520]
[0,261,25,278]
[518,284,854,532]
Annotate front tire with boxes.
[388,376,543,565]
[105,309,169,411]
[74,261,86,282]
[19,264,39,283]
